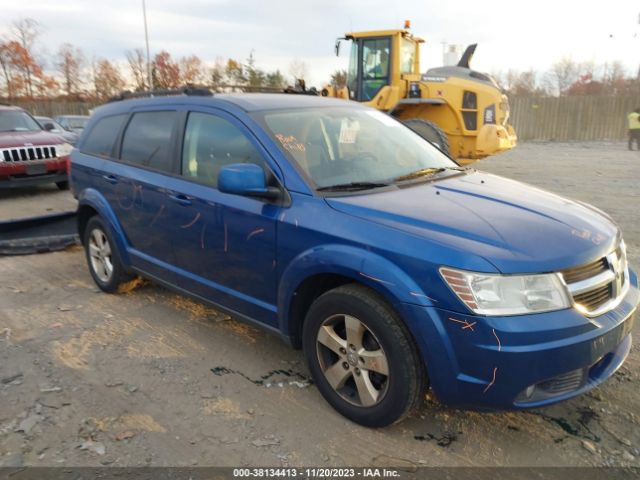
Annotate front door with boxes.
[163,109,280,326]
[347,37,392,102]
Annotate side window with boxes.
[120,111,177,172]
[81,114,126,158]
[181,112,265,187]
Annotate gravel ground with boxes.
[0,142,638,468]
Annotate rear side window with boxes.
[181,112,265,187]
[120,111,177,172]
[81,114,126,157]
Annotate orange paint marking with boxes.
[246,228,265,241]
[492,328,502,352]
[409,292,437,302]
[149,204,165,226]
[483,367,497,393]
[181,212,201,229]
[448,317,476,332]
[359,272,394,286]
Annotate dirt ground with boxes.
[0,142,638,468]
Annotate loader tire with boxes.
[402,119,451,156]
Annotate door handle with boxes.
[102,174,118,184]
[168,193,192,206]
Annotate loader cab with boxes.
[339,29,421,103]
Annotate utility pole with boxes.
[143,0,153,91]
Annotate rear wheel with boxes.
[303,284,426,427]
[83,216,132,293]
[403,119,451,156]
[56,180,69,190]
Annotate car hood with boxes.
[0,130,65,148]
[325,171,620,273]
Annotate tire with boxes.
[83,216,132,293]
[56,180,69,190]
[403,118,451,156]
[303,284,426,427]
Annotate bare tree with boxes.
[56,43,85,96]
[288,59,308,83]
[0,42,15,98]
[126,48,147,91]
[11,18,40,97]
[330,69,347,89]
[545,57,579,96]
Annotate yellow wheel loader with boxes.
[321,23,517,164]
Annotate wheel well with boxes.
[77,205,98,244]
[288,273,359,349]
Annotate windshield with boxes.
[0,111,42,132]
[254,107,457,189]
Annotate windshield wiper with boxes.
[316,181,390,192]
[392,167,465,183]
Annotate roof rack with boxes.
[108,86,213,103]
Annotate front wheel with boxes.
[303,284,426,427]
[83,216,132,293]
[402,119,451,157]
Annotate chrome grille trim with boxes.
[0,145,59,162]
[567,269,615,295]
[561,241,629,317]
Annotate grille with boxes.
[561,242,629,316]
[538,368,585,394]
[1,145,58,162]
[562,257,608,284]
[573,283,611,311]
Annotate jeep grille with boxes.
[1,145,58,162]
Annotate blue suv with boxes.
[71,90,638,427]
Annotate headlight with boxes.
[56,143,73,157]
[440,267,571,316]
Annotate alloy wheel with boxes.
[316,314,389,407]
[88,228,113,283]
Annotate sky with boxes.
[0,0,638,87]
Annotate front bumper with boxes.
[0,157,69,188]
[404,268,638,409]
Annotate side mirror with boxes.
[335,39,341,57]
[218,163,279,200]
[43,122,55,131]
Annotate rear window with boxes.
[120,111,176,172]
[82,114,126,158]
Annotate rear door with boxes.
[162,108,281,326]
[102,108,181,280]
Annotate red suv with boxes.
[0,105,73,189]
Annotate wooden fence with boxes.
[509,95,638,142]
[5,94,639,142]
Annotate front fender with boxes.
[78,188,131,266]
[277,243,435,336]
